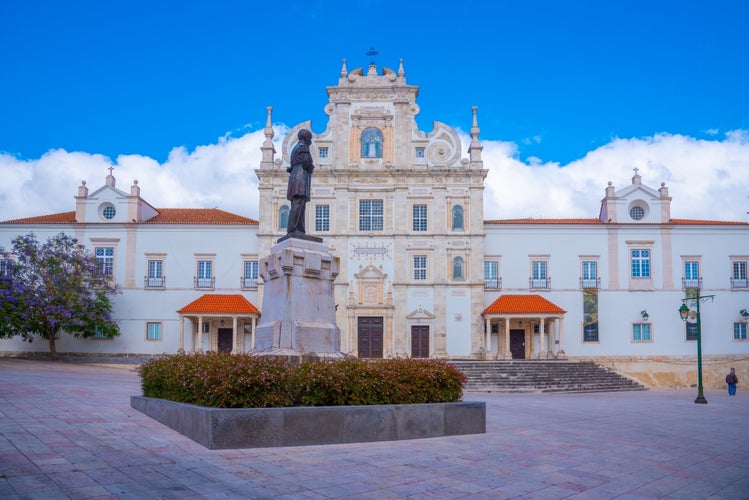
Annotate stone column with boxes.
[232,316,238,354]
[504,317,510,359]
[539,318,546,359]
[558,317,566,358]
[179,317,184,352]
[197,317,203,352]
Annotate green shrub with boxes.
[138,353,466,408]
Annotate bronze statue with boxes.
[286,129,314,235]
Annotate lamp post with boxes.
[678,291,715,404]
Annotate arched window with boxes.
[453,256,465,280]
[360,127,383,158]
[278,205,289,231]
[452,205,464,231]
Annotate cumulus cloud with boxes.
[1,127,748,223]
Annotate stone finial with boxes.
[340,58,348,77]
[632,166,642,185]
[130,179,140,197]
[106,166,115,187]
[261,106,276,165]
[77,180,88,198]
[605,181,616,197]
[469,106,483,165]
[397,58,405,77]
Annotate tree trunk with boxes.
[47,332,58,361]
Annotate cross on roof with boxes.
[108,166,115,176]
[366,47,379,65]
[633,167,639,176]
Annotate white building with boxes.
[1,60,747,388]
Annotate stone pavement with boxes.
[1,359,748,499]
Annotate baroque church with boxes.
[1,60,748,388]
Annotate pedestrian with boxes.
[726,367,738,396]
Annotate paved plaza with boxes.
[1,358,747,499]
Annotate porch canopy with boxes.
[482,294,567,359]
[177,294,260,353]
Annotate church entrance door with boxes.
[357,316,383,358]
[218,328,233,353]
[510,329,525,359]
[411,325,429,358]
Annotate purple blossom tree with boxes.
[0,233,120,360]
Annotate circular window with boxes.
[101,204,116,220]
[629,206,645,220]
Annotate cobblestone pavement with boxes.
[1,358,748,499]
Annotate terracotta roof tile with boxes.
[484,295,566,315]
[486,218,748,226]
[2,208,258,225]
[485,218,602,225]
[668,218,748,226]
[178,294,259,314]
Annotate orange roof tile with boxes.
[668,218,748,226]
[178,294,260,315]
[485,218,748,226]
[484,295,566,315]
[485,218,602,225]
[3,208,257,225]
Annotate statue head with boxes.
[297,128,312,145]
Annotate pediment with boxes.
[406,306,435,320]
[355,264,386,280]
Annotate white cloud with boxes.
[1,128,748,224]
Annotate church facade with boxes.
[1,60,747,388]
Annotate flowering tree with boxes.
[0,233,120,360]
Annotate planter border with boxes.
[131,396,485,449]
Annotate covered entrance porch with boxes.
[482,294,567,360]
[177,294,260,354]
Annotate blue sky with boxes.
[1,0,748,221]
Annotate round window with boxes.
[102,205,116,220]
[629,206,645,221]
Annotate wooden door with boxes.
[510,329,525,359]
[411,325,429,358]
[357,317,383,358]
[218,328,233,353]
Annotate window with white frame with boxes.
[359,199,383,231]
[412,204,427,231]
[196,260,213,288]
[684,260,700,288]
[0,258,12,278]
[315,204,330,232]
[531,260,548,288]
[484,261,499,289]
[95,247,114,277]
[146,259,164,288]
[318,147,328,160]
[243,260,258,288]
[414,255,427,280]
[734,322,747,341]
[632,323,651,342]
[732,259,748,288]
[415,147,425,160]
[452,256,465,280]
[146,322,162,341]
[581,260,598,289]
[631,249,650,278]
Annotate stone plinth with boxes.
[255,237,343,358]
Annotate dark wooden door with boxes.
[357,316,383,358]
[218,328,233,353]
[510,329,525,359]
[411,325,429,358]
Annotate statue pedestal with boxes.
[254,237,344,358]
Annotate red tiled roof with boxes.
[3,209,258,225]
[485,218,602,225]
[485,218,748,226]
[484,295,566,315]
[177,294,260,314]
[668,218,748,226]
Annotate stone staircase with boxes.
[451,360,647,393]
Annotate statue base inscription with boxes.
[254,237,344,358]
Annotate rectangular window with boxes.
[732,260,748,288]
[632,323,651,342]
[147,259,164,287]
[412,204,427,231]
[196,260,213,288]
[581,261,598,289]
[0,259,12,277]
[484,261,499,289]
[319,147,328,159]
[315,204,330,232]
[684,260,700,288]
[146,322,162,341]
[631,249,650,278]
[414,255,427,280]
[95,247,114,277]
[359,199,383,231]
[531,261,548,288]
[243,260,258,288]
[734,322,748,341]
[416,147,425,159]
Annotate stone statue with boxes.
[286,129,314,235]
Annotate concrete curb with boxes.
[131,396,485,449]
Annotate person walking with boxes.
[726,368,738,396]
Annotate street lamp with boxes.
[678,292,715,404]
